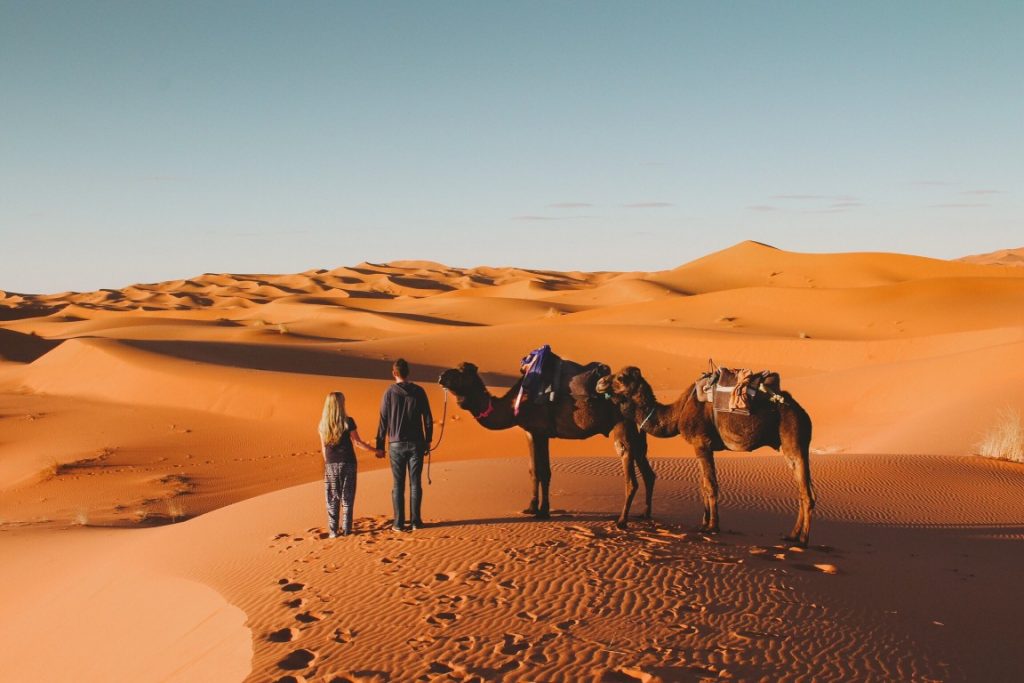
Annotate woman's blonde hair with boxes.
[318,392,349,447]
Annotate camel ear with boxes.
[624,366,642,379]
[458,362,478,375]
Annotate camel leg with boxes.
[782,446,815,547]
[525,432,552,518]
[523,432,540,514]
[695,446,720,533]
[633,431,656,520]
[613,422,638,529]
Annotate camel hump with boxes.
[697,365,782,414]
[519,345,609,404]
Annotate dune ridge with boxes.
[2,242,1024,681]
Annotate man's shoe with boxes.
[411,521,425,530]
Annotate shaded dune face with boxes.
[2,243,1024,681]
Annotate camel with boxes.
[438,362,655,527]
[595,366,815,546]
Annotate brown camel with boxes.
[595,366,815,546]
[438,362,655,527]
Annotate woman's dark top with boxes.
[324,417,358,464]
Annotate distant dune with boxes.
[2,242,1023,681]
[958,246,1024,267]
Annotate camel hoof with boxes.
[782,534,808,548]
[615,519,628,530]
[521,505,539,515]
[535,510,551,519]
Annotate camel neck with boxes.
[634,391,678,438]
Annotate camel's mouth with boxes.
[594,375,613,394]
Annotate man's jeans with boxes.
[389,442,424,528]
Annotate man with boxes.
[375,358,433,531]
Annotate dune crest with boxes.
[2,243,1024,681]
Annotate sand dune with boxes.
[2,242,1023,681]
[958,246,1024,267]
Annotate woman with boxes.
[318,392,376,537]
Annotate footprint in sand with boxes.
[267,627,297,643]
[434,572,453,582]
[333,627,356,644]
[328,669,391,683]
[277,648,316,670]
[426,612,459,627]
[283,598,304,609]
[452,635,478,651]
[516,610,541,623]
[495,633,531,656]
[437,595,465,608]
[428,661,455,675]
[497,579,517,590]
[406,635,437,651]
[295,610,330,623]
[554,618,582,632]
[280,580,305,593]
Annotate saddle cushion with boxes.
[697,367,781,414]
[520,345,608,403]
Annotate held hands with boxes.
[374,449,385,459]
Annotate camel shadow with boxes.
[121,339,518,383]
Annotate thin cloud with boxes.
[929,203,988,209]
[512,214,591,221]
[910,180,955,186]
[546,202,594,208]
[623,202,674,208]
[747,205,779,212]
[830,201,863,208]
[769,194,828,200]
[960,189,1004,195]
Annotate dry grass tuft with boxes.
[166,497,187,522]
[39,459,60,481]
[277,323,290,334]
[73,508,89,526]
[976,409,1024,463]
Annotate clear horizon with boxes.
[2,1,1022,294]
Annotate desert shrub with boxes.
[166,497,187,522]
[40,459,60,481]
[976,409,1024,463]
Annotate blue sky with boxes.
[2,1,1021,293]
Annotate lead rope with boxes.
[638,406,657,432]
[426,388,448,485]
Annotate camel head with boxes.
[438,362,488,402]
[595,366,652,412]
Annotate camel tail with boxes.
[776,391,813,452]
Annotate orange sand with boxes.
[1,242,1023,681]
